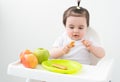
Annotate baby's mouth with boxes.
[73,34,79,38]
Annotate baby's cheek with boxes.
[79,32,85,38]
[67,31,73,37]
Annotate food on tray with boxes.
[20,49,32,62]
[33,48,50,64]
[52,63,68,70]
[42,59,82,74]
[20,49,38,68]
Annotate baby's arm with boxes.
[82,40,105,58]
[50,41,75,58]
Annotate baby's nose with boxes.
[73,29,79,32]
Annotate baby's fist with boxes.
[82,40,92,47]
[62,41,75,54]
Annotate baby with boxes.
[50,6,105,65]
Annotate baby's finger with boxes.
[82,40,90,47]
[82,40,87,45]
[63,46,70,54]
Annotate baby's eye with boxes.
[78,27,84,29]
[69,27,74,29]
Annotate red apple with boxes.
[19,49,38,68]
[21,54,38,68]
[20,49,32,63]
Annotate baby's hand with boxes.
[63,41,75,54]
[82,40,92,50]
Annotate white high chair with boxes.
[7,27,114,82]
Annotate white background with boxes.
[0,0,120,82]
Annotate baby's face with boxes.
[65,16,87,41]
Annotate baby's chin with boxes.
[71,37,82,41]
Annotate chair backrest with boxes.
[85,27,101,65]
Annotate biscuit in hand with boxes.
[69,41,75,48]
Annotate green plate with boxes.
[42,59,82,74]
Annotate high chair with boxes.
[7,27,114,82]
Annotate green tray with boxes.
[42,59,82,74]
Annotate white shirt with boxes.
[52,32,101,65]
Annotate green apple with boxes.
[33,48,50,64]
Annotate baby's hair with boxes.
[63,6,90,27]
[77,0,81,9]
